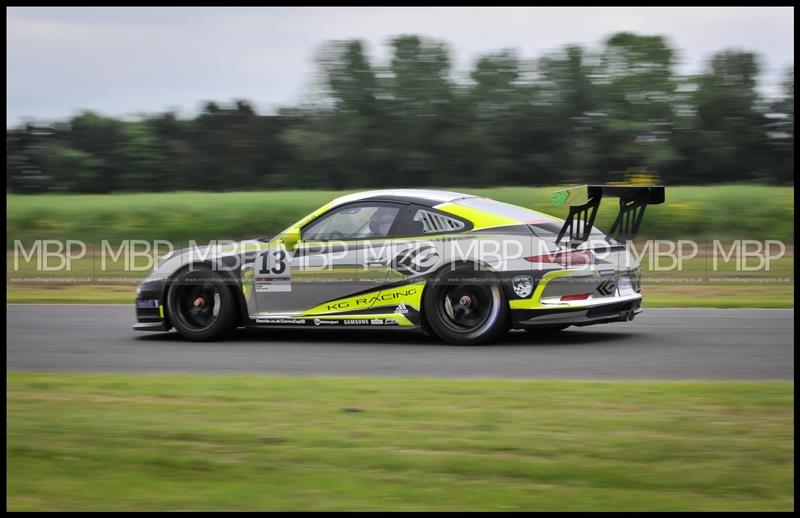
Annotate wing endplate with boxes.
[551,185,665,245]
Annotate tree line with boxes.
[6,32,794,194]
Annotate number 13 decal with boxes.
[261,249,287,275]
[254,246,292,293]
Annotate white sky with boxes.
[6,6,795,127]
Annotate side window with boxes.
[412,208,466,234]
[302,204,401,241]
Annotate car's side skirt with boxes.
[243,308,421,330]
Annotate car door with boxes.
[252,201,407,316]
[352,205,471,320]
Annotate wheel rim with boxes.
[172,273,222,331]
[440,283,494,332]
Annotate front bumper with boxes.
[133,321,171,332]
[133,278,171,332]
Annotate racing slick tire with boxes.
[423,265,510,345]
[166,265,239,341]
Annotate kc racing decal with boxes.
[300,282,425,316]
[252,283,424,327]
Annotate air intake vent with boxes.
[413,209,465,233]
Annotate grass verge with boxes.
[7,184,795,243]
[7,372,793,511]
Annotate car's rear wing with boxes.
[551,185,665,245]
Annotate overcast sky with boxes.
[6,6,794,127]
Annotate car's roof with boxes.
[329,189,478,208]
[282,188,564,236]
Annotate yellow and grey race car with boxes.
[134,186,664,344]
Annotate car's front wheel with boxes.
[166,265,238,341]
[423,266,509,345]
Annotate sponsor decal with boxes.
[308,317,399,326]
[313,318,339,326]
[241,268,254,298]
[256,318,306,325]
[511,275,534,298]
[597,280,616,296]
[391,245,440,276]
[395,303,409,314]
[551,190,570,207]
[255,275,292,292]
[137,299,159,309]
[324,286,419,312]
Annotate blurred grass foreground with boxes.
[7,373,793,511]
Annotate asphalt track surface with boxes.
[6,305,794,379]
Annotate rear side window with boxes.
[413,209,466,233]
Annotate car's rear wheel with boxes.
[166,265,238,341]
[423,266,509,345]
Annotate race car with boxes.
[134,185,664,344]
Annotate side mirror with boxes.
[281,228,301,251]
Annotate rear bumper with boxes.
[513,298,642,328]
[508,266,644,328]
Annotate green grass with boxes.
[6,284,137,303]
[643,284,795,308]
[7,184,795,244]
[7,372,794,511]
